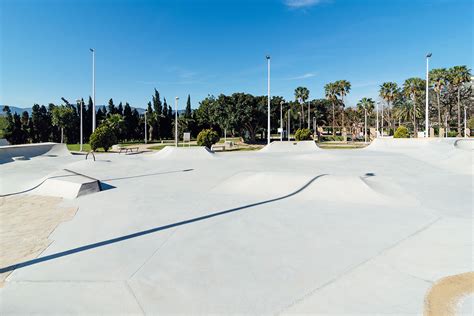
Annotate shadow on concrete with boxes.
[0,173,327,274]
[101,169,194,182]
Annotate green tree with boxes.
[89,125,117,152]
[104,114,125,140]
[335,80,351,129]
[108,98,116,116]
[185,94,192,119]
[379,82,400,132]
[51,105,75,143]
[294,87,310,128]
[429,68,448,127]
[394,125,409,138]
[448,66,471,135]
[356,98,375,130]
[196,128,220,148]
[402,78,425,136]
[324,82,339,136]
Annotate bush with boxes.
[447,130,458,137]
[294,128,312,141]
[196,128,220,148]
[394,126,409,138]
[89,125,117,152]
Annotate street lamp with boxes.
[76,99,83,151]
[307,100,311,129]
[266,55,271,145]
[280,101,283,141]
[90,48,96,132]
[364,107,367,143]
[425,53,432,137]
[175,97,179,147]
[144,110,147,144]
[287,107,291,141]
[381,101,384,137]
[376,101,380,137]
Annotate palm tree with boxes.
[402,78,425,136]
[335,80,351,129]
[448,66,471,136]
[294,86,310,128]
[379,82,400,134]
[357,98,375,141]
[393,99,411,126]
[324,82,339,136]
[429,68,448,128]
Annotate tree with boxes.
[324,82,339,136]
[185,94,192,119]
[448,66,471,136]
[51,106,75,143]
[356,97,375,130]
[294,128,311,141]
[429,68,448,128]
[146,101,154,141]
[196,129,219,148]
[379,82,400,133]
[335,80,351,129]
[402,78,425,136]
[89,125,117,152]
[394,126,409,138]
[152,89,162,139]
[117,102,123,116]
[103,114,125,140]
[108,98,116,116]
[294,87,310,128]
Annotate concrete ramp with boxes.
[151,146,215,160]
[454,139,474,151]
[260,141,319,153]
[33,171,101,199]
[0,143,71,164]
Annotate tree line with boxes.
[2,65,471,145]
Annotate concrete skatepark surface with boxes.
[0,139,472,314]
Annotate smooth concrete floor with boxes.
[0,139,472,314]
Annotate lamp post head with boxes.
[426,53,432,58]
[280,101,284,105]
[266,55,270,60]
[175,97,179,100]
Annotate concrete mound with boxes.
[260,140,319,153]
[454,139,474,151]
[33,174,101,199]
[366,138,473,174]
[151,146,215,160]
[0,143,71,164]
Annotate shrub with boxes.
[447,130,458,137]
[89,125,117,152]
[468,117,474,130]
[394,126,409,138]
[294,128,312,141]
[196,128,220,148]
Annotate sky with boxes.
[0,0,472,109]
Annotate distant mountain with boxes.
[1,105,148,116]
[1,106,32,116]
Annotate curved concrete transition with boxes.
[260,140,319,153]
[0,138,472,314]
[150,145,215,160]
[0,143,71,164]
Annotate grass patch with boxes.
[67,143,107,152]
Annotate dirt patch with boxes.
[0,195,77,286]
[424,272,474,316]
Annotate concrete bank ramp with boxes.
[454,139,474,151]
[366,138,473,174]
[260,140,319,153]
[151,146,215,160]
[0,143,71,164]
[212,171,390,205]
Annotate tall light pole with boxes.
[266,55,271,145]
[90,48,96,132]
[175,97,179,147]
[144,110,147,144]
[376,101,380,136]
[381,101,384,137]
[287,108,291,141]
[464,106,467,137]
[425,53,432,137]
[280,101,283,141]
[76,99,83,151]
[364,107,367,143]
[307,101,311,129]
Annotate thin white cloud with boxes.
[287,73,316,80]
[284,0,325,9]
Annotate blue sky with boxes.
[1,0,472,109]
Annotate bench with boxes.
[118,147,139,154]
[211,144,225,152]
